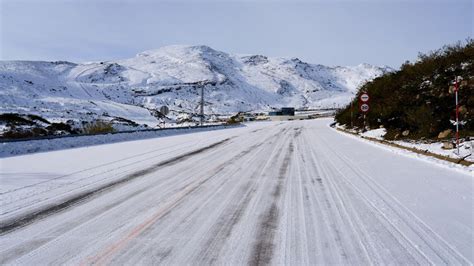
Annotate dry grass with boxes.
[83,121,115,134]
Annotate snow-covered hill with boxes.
[0,45,392,127]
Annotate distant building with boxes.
[268,107,297,121]
[269,107,295,116]
[281,107,295,116]
[268,111,283,116]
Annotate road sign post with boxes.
[359,92,370,130]
[350,98,354,128]
[200,86,204,126]
[454,79,460,155]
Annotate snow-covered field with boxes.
[0,45,391,127]
[0,118,472,264]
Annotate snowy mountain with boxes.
[0,45,392,127]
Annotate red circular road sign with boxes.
[360,103,370,113]
[360,93,370,102]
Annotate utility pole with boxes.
[454,78,460,155]
[200,86,204,126]
[363,114,366,131]
[350,98,354,128]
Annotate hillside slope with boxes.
[0,45,390,129]
[335,40,473,140]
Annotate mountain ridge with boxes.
[0,45,392,128]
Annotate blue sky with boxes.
[0,0,472,68]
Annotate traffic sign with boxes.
[360,93,370,102]
[160,106,170,115]
[359,92,370,113]
[360,103,369,113]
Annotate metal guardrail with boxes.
[0,123,241,143]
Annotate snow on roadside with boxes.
[0,125,242,158]
[393,140,473,163]
[359,127,473,162]
[333,123,473,174]
[360,128,386,140]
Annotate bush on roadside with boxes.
[335,39,474,140]
[2,127,49,139]
[82,120,115,134]
[0,113,37,126]
[226,114,242,125]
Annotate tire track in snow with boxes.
[2,120,469,264]
[249,130,295,266]
[0,139,222,216]
[195,142,285,263]
[314,139,434,264]
[0,126,280,264]
[304,135,375,264]
[0,138,231,235]
[113,127,288,264]
[0,137,212,196]
[303,141,354,264]
[297,141,338,264]
[85,126,289,265]
[302,132,383,264]
[0,143,238,264]
[317,133,471,264]
[1,128,258,264]
[213,126,293,265]
[279,127,310,265]
[305,130,428,264]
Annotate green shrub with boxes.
[335,39,474,140]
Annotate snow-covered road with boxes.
[0,118,472,265]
